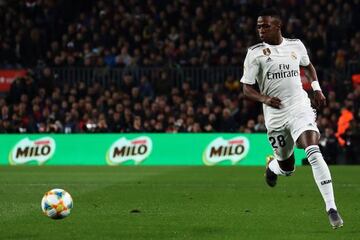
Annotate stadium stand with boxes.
[0,0,359,163]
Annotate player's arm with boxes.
[241,48,281,109]
[302,63,326,109]
[243,84,281,109]
[299,41,326,109]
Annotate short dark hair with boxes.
[258,8,281,19]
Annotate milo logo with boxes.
[203,137,250,165]
[106,136,152,165]
[9,137,56,165]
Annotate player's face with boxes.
[257,16,280,43]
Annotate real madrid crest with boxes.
[263,48,271,56]
[291,51,297,60]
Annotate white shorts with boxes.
[266,106,319,161]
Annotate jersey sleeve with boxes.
[299,40,310,66]
[240,49,259,85]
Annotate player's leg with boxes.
[297,130,343,229]
[265,129,295,187]
[269,153,295,174]
[265,154,295,187]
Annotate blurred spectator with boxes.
[224,75,240,92]
[219,108,237,132]
[139,76,154,99]
[319,128,339,165]
[342,120,360,165]
[254,114,267,133]
[37,67,56,95]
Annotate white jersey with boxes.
[240,38,312,129]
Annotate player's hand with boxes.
[262,96,282,109]
[313,91,326,109]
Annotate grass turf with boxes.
[0,166,359,240]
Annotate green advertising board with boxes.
[0,134,306,166]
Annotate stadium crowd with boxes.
[0,0,359,163]
[1,0,359,70]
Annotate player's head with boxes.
[257,8,282,43]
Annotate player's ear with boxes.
[274,18,282,29]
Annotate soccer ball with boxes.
[41,188,73,219]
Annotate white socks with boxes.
[305,145,337,211]
[269,159,285,175]
[269,159,294,176]
[269,145,337,212]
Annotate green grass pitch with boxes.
[0,166,359,240]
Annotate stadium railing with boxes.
[52,64,357,88]
[52,67,243,88]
